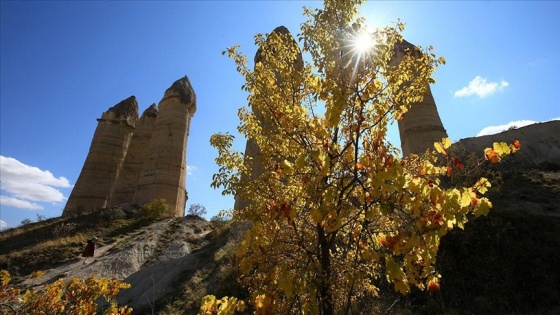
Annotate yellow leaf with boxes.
[447,217,456,229]
[460,190,471,208]
[434,142,445,155]
[474,197,492,217]
[493,142,511,157]
[474,177,491,194]
[240,258,252,274]
[283,160,294,175]
[279,267,294,298]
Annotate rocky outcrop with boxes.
[398,84,448,156]
[392,39,448,156]
[64,76,196,217]
[109,104,159,207]
[234,26,302,211]
[64,96,138,215]
[18,216,216,312]
[133,76,197,216]
[454,120,560,170]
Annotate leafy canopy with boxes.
[206,0,517,314]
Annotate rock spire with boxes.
[109,103,159,207]
[64,96,138,215]
[392,39,448,156]
[234,26,302,211]
[63,77,196,217]
[133,76,196,217]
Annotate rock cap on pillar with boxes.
[160,76,197,114]
[98,95,139,128]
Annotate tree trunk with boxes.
[318,224,334,315]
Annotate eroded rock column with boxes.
[398,85,447,156]
[109,104,158,207]
[64,96,138,216]
[392,39,448,156]
[234,26,303,211]
[133,77,196,217]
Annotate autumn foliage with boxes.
[0,270,132,315]
[205,0,518,314]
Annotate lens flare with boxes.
[353,32,374,54]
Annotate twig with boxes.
[384,297,399,314]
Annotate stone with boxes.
[254,26,303,71]
[392,39,448,156]
[234,26,302,211]
[133,76,196,216]
[109,104,159,207]
[64,96,138,215]
[454,120,560,171]
[397,84,448,156]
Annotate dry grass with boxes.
[0,210,151,282]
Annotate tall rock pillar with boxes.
[63,96,138,216]
[234,26,303,211]
[397,85,447,156]
[109,104,158,207]
[133,77,196,217]
[393,40,448,156]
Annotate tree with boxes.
[188,204,207,217]
[20,218,32,226]
[208,0,519,314]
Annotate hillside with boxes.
[1,122,560,314]
[454,120,560,171]
[0,211,244,314]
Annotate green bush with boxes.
[140,199,168,221]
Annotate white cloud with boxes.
[0,196,43,210]
[477,120,535,136]
[0,220,7,231]
[186,165,198,176]
[476,119,556,137]
[0,156,71,210]
[454,76,509,98]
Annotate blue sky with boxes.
[1,1,559,230]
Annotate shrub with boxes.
[0,270,132,314]
[140,199,168,221]
[52,222,77,239]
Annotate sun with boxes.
[352,31,374,54]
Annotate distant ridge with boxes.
[454,120,560,170]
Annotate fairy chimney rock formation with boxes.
[64,96,138,215]
[392,39,448,156]
[254,26,304,71]
[133,76,196,217]
[109,103,159,207]
[234,26,302,211]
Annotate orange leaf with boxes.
[427,280,440,292]
[452,156,463,170]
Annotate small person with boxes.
[82,236,97,264]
